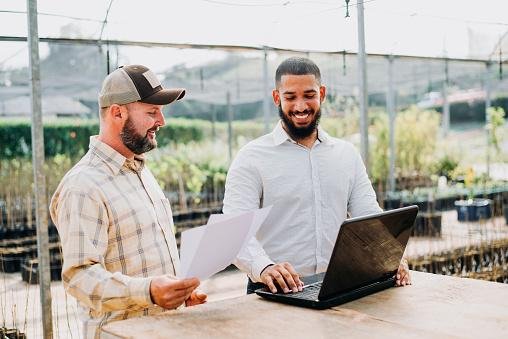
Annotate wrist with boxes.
[260,264,274,276]
[148,279,156,304]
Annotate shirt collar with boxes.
[272,121,289,146]
[89,136,145,175]
[316,126,337,145]
[271,120,337,146]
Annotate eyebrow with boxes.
[282,89,318,95]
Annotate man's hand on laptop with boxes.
[260,262,304,294]
[395,259,411,286]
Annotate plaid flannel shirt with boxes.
[50,136,180,338]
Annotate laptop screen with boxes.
[319,206,417,300]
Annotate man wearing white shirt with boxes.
[223,57,410,294]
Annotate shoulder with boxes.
[53,153,111,199]
[241,133,274,151]
[233,133,274,160]
[326,136,360,157]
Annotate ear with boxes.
[319,85,326,104]
[272,89,281,107]
[107,104,126,121]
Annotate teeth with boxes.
[294,113,309,120]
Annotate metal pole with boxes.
[441,83,449,136]
[357,0,369,170]
[211,104,216,142]
[227,91,233,163]
[485,62,492,179]
[262,49,270,133]
[26,0,53,338]
[387,55,396,193]
[441,59,450,136]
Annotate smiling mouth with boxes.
[291,111,312,122]
[147,128,159,138]
[293,113,309,120]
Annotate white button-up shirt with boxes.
[223,121,382,282]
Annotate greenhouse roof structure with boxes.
[1,0,507,61]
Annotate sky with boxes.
[1,0,507,70]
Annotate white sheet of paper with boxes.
[178,206,272,280]
[207,205,272,243]
[179,225,205,275]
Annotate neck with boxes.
[98,131,135,160]
[281,122,318,149]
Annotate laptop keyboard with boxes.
[284,281,322,300]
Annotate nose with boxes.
[294,98,307,113]
[157,109,166,127]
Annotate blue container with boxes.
[454,199,492,222]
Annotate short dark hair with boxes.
[275,57,321,87]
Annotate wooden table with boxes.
[102,271,508,338]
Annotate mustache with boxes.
[147,126,159,133]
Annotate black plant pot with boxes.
[411,212,442,237]
[383,198,401,210]
[0,251,23,273]
[504,206,508,225]
[0,327,27,339]
[454,199,492,222]
[21,258,62,284]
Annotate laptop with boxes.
[255,205,418,309]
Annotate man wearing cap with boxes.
[50,65,206,338]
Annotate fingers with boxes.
[283,263,304,291]
[395,261,411,287]
[150,276,201,309]
[185,290,208,307]
[195,291,208,301]
[261,262,302,293]
[263,274,279,294]
[174,277,200,290]
[401,269,411,285]
[272,270,290,293]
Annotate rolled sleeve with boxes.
[128,275,154,308]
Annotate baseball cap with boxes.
[98,64,186,108]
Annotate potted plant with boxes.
[454,168,492,222]
[412,190,442,237]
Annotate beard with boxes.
[120,116,157,155]
[278,104,321,140]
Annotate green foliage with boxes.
[0,119,98,159]
[432,154,459,179]
[370,106,441,183]
[395,106,440,177]
[0,119,203,158]
[320,113,360,139]
[486,106,506,153]
[147,141,228,209]
[370,114,389,186]
[186,164,207,205]
[0,155,76,202]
